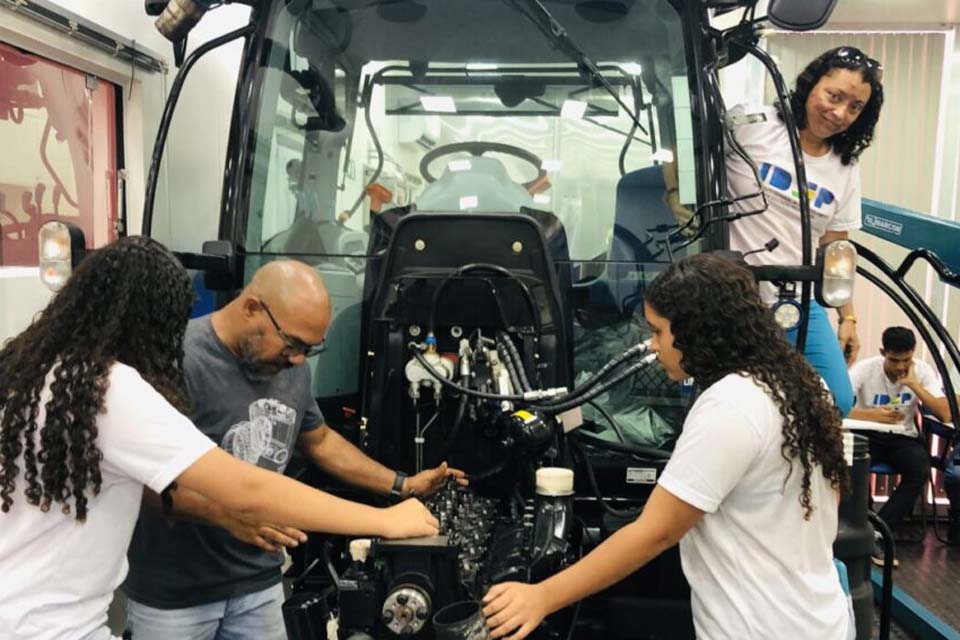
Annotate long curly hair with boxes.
[646,254,848,518]
[0,235,194,522]
[783,46,884,166]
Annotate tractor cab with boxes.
[41,1,893,638]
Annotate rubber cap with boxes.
[349,538,372,563]
[536,467,574,496]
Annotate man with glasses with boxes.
[124,260,464,640]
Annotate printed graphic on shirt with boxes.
[222,398,298,472]
[871,392,914,407]
[759,162,836,211]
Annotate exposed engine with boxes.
[284,213,667,640]
[336,468,575,639]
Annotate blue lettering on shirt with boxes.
[759,162,836,211]
[871,392,913,406]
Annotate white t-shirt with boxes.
[658,374,848,640]
[726,105,862,303]
[0,363,215,640]
[849,356,942,438]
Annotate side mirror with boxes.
[767,0,839,31]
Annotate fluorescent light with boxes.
[420,95,457,113]
[467,62,498,70]
[651,149,675,163]
[448,159,472,172]
[541,159,562,172]
[459,195,478,210]
[533,194,551,205]
[621,62,643,75]
[560,99,587,120]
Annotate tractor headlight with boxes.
[816,240,857,308]
[38,221,85,291]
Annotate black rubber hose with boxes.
[533,356,655,413]
[498,332,533,393]
[411,343,650,407]
[586,399,626,444]
[439,393,470,459]
[571,436,641,519]
[429,263,541,340]
[544,342,649,407]
[498,342,527,396]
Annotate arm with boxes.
[820,230,858,364]
[142,486,306,552]
[901,363,953,423]
[175,447,439,538]
[483,486,703,639]
[661,159,697,232]
[298,425,466,497]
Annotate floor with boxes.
[887,527,960,635]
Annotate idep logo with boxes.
[759,162,836,209]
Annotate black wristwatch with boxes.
[390,471,408,502]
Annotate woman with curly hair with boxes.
[727,46,884,416]
[484,254,851,640]
[0,236,437,640]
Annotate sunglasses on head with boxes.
[833,47,883,81]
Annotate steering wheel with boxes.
[419,141,547,190]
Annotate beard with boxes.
[238,336,292,382]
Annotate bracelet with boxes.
[840,315,857,324]
[390,471,408,502]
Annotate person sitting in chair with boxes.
[848,326,952,565]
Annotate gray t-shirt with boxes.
[124,315,323,608]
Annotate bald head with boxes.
[247,261,329,317]
[234,260,331,347]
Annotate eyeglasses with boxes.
[259,299,327,357]
[833,47,883,82]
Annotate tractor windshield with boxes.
[227,0,704,436]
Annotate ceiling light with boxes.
[560,99,587,120]
[419,95,457,113]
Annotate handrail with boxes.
[142,23,256,236]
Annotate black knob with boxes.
[397,594,409,605]
[383,609,395,623]
[402,625,415,635]
[416,607,429,620]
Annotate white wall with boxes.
[0,0,249,343]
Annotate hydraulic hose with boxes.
[533,353,657,413]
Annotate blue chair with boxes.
[575,166,677,318]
